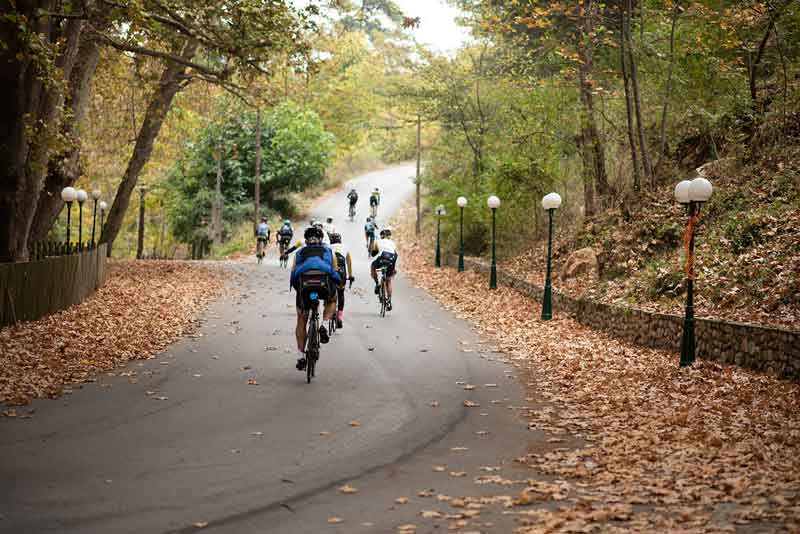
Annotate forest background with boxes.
[2,0,798,324]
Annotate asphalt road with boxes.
[1,165,533,533]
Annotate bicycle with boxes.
[256,239,267,264]
[348,203,356,222]
[278,238,291,267]
[377,266,390,318]
[300,271,329,384]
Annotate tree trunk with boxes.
[626,0,653,184]
[658,2,680,160]
[254,107,261,234]
[0,5,85,262]
[28,21,106,245]
[101,39,198,255]
[213,141,223,245]
[577,0,608,210]
[620,3,641,193]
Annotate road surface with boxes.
[1,165,532,533]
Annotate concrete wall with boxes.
[448,254,800,379]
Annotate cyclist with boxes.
[369,187,380,218]
[364,216,378,251]
[329,232,354,328]
[288,226,341,371]
[312,220,331,245]
[276,219,293,256]
[323,216,336,237]
[256,217,270,259]
[370,226,398,311]
[347,188,358,218]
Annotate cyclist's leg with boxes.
[295,301,309,352]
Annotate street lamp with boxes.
[76,189,88,249]
[541,192,562,320]
[457,196,467,272]
[61,186,77,245]
[435,204,446,267]
[98,201,108,243]
[674,177,713,367]
[487,195,501,289]
[91,188,101,247]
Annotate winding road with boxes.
[1,165,531,533]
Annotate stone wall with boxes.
[447,255,800,379]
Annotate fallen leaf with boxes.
[192,521,209,529]
[337,484,358,494]
[349,420,361,427]
[327,516,344,524]
[463,400,480,407]
[395,497,409,505]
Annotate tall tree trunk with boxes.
[101,39,198,255]
[620,3,641,193]
[658,1,680,161]
[28,20,107,245]
[626,0,653,184]
[577,0,608,212]
[254,107,261,234]
[0,4,84,261]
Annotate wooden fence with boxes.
[0,244,108,328]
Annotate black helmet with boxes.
[304,226,324,242]
[329,232,342,244]
[260,216,267,222]
[380,226,392,238]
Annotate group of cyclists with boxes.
[254,186,398,374]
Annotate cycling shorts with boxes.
[372,251,397,277]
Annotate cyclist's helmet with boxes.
[304,226,323,243]
[312,220,323,229]
[260,216,267,222]
[326,216,333,224]
[366,216,372,223]
[283,219,291,225]
[380,227,392,238]
[373,187,379,192]
[329,232,342,244]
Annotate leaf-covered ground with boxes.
[395,206,800,532]
[0,261,225,408]
[498,150,800,330]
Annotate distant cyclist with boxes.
[329,232,354,328]
[323,216,336,237]
[277,219,293,254]
[370,227,398,311]
[347,188,358,219]
[256,217,270,259]
[288,226,341,371]
[369,188,380,218]
[364,216,378,252]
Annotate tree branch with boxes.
[100,36,229,79]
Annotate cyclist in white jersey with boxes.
[370,227,398,311]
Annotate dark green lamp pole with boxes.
[487,195,500,289]
[76,189,87,250]
[540,192,562,320]
[61,187,77,246]
[98,201,108,244]
[90,189,101,247]
[435,204,445,267]
[457,196,467,271]
[675,178,713,367]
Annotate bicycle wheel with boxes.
[379,276,387,317]
[306,308,319,383]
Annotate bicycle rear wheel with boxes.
[379,276,387,317]
[307,309,319,383]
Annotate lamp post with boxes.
[137,187,147,260]
[435,204,446,267]
[61,187,77,245]
[674,177,713,367]
[76,189,88,249]
[90,189,101,247]
[487,195,500,289]
[541,192,562,320]
[457,196,467,272]
[98,201,108,245]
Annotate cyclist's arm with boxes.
[346,252,353,277]
[284,240,303,256]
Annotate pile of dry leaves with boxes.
[396,211,800,532]
[0,261,225,407]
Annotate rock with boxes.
[562,247,599,281]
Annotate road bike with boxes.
[278,238,291,268]
[377,266,390,317]
[256,238,267,264]
[348,203,356,221]
[300,271,329,384]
